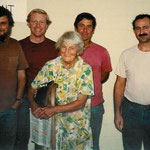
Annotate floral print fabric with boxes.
[32,56,94,150]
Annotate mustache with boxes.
[139,33,148,37]
[0,29,6,32]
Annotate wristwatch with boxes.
[16,98,23,103]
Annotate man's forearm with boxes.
[16,70,26,99]
[114,76,126,114]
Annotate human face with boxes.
[0,16,10,41]
[134,17,150,43]
[76,19,94,42]
[60,42,78,68]
[28,13,48,38]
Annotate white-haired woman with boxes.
[28,31,94,150]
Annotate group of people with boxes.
[0,5,150,150]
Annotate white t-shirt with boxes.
[115,45,150,105]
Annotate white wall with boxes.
[11,0,150,149]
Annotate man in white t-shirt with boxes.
[114,14,150,150]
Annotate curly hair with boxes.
[56,31,84,55]
[0,6,14,27]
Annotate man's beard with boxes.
[0,27,12,43]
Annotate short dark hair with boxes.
[0,6,14,27]
[74,12,96,31]
[132,14,150,29]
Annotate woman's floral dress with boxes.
[32,56,94,150]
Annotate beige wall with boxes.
[11,0,150,149]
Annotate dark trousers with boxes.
[90,104,104,150]
[0,108,17,150]
[14,95,30,150]
[122,97,150,150]
[34,144,45,150]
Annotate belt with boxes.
[124,97,150,109]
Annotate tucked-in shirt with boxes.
[115,45,150,105]
[32,56,94,150]
[81,43,112,107]
[0,37,28,112]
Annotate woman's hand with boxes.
[28,87,45,118]
[42,106,56,119]
[32,105,45,118]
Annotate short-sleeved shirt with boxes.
[115,45,150,105]
[19,37,58,89]
[0,37,28,112]
[81,43,112,107]
[32,56,94,150]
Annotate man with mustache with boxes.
[114,14,150,150]
[0,6,28,150]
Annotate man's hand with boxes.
[115,112,124,132]
[11,100,21,110]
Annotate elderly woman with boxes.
[28,31,94,150]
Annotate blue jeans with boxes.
[0,108,17,150]
[121,97,150,150]
[14,95,30,150]
[90,104,104,150]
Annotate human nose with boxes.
[0,23,4,29]
[83,26,88,33]
[139,28,145,34]
[64,48,70,55]
[35,22,40,27]
[0,24,4,32]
